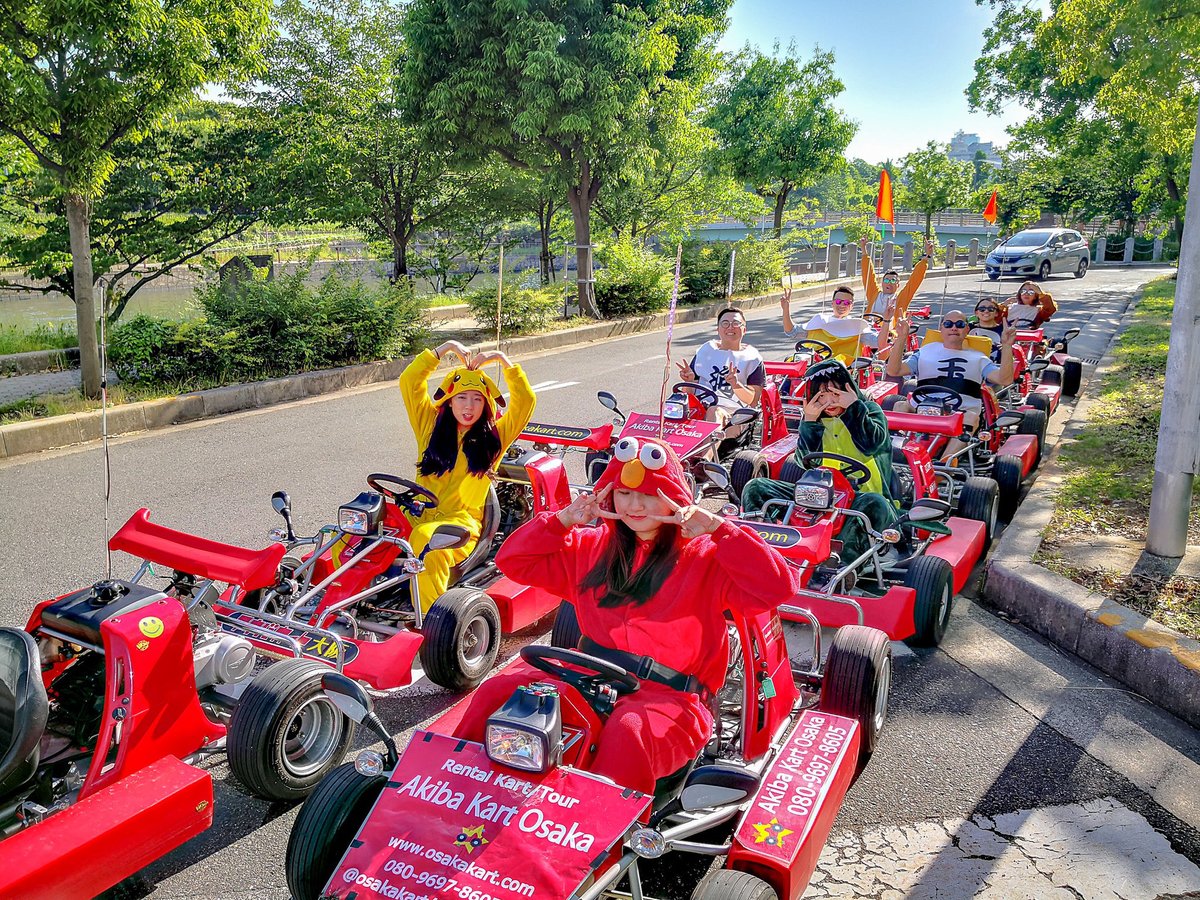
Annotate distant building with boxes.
[948,131,1001,167]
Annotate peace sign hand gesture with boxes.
[648,490,723,540]
[556,483,620,528]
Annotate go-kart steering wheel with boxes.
[864,313,885,327]
[366,473,439,515]
[673,381,719,408]
[908,386,964,412]
[793,339,833,360]
[521,645,641,696]
[800,452,872,489]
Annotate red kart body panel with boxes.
[783,586,917,640]
[520,421,614,451]
[619,411,722,459]
[763,433,798,479]
[110,508,286,592]
[0,755,213,900]
[926,516,987,594]
[728,711,860,900]
[862,380,898,403]
[1030,383,1061,414]
[885,410,965,437]
[738,609,802,762]
[998,433,1039,478]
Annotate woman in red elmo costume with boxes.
[446,436,800,793]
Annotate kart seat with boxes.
[0,628,48,798]
[449,486,501,582]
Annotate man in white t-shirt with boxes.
[677,306,764,455]
[780,286,872,347]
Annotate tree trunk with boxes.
[65,194,101,399]
[567,173,601,319]
[1165,172,1183,244]
[392,233,409,281]
[925,212,933,241]
[538,200,553,286]
[772,190,789,237]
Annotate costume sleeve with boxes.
[399,349,441,444]
[861,250,879,303]
[494,512,604,602]
[841,399,890,456]
[710,520,800,614]
[496,364,537,451]
[896,256,929,312]
[1035,293,1057,325]
[796,420,824,458]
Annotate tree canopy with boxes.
[900,142,972,240]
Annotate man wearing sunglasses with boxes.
[860,237,935,322]
[781,286,871,346]
[886,311,1015,441]
[678,307,765,454]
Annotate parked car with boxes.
[985,228,1090,281]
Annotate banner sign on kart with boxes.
[326,730,651,900]
[620,412,721,460]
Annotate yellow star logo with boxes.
[453,824,489,855]
[751,818,793,848]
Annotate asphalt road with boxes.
[2,265,1196,900]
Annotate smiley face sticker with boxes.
[138,616,164,639]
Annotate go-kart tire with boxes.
[420,587,501,692]
[691,869,779,900]
[903,555,955,647]
[729,450,768,499]
[820,624,892,758]
[550,600,582,650]
[1040,364,1063,386]
[994,454,1024,522]
[585,451,610,484]
[1018,408,1048,469]
[880,394,905,412]
[1025,393,1050,413]
[285,762,385,900]
[1062,358,1083,397]
[227,658,355,802]
[957,476,999,548]
[777,458,804,485]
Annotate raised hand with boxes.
[676,358,697,382]
[723,366,742,389]
[556,483,620,528]
[649,490,723,540]
[1001,324,1017,347]
[436,340,471,366]
[803,390,828,422]
[895,317,912,340]
[780,288,792,310]
[469,349,511,370]
[827,386,858,409]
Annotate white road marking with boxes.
[526,380,581,393]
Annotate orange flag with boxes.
[982,189,998,225]
[875,170,895,225]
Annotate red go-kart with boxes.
[0,512,359,898]
[284,584,893,900]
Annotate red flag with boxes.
[982,189,998,225]
[875,170,895,225]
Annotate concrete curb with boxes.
[0,347,80,376]
[0,267,986,461]
[982,283,1200,729]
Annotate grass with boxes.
[0,380,222,425]
[0,322,78,355]
[1037,276,1200,639]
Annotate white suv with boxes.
[985,228,1090,281]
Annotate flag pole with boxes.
[660,244,683,440]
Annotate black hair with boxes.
[716,307,745,324]
[882,269,900,279]
[831,285,854,299]
[418,403,502,477]
[805,366,853,400]
[582,521,680,608]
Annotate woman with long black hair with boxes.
[398,340,536,612]
[443,438,799,792]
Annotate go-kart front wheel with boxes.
[993,454,1024,522]
[820,624,892,758]
[550,600,582,650]
[286,762,385,900]
[957,476,999,548]
[420,587,501,691]
[903,555,954,647]
[1018,408,1049,469]
[1062,358,1083,397]
[227,658,355,802]
[692,869,779,900]
[729,450,768,499]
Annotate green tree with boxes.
[402,0,732,318]
[899,142,972,240]
[0,103,276,323]
[706,44,857,236]
[0,0,270,397]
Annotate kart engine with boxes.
[193,630,256,691]
[46,652,106,750]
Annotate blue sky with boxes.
[720,0,1038,164]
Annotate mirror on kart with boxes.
[725,408,758,429]
[995,411,1025,429]
[680,763,762,813]
[701,462,731,491]
[1028,359,1049,373]
[271,490,291,515]
[322,671,373,723]
[907,498,951,522]
[424,524,472,555]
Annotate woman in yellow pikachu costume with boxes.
[399,340,536,612]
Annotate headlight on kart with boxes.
[355,749,386,777]
[629,827,668,859]
[338,491,384,535]
[663,399,687,421]
[485,683,563,773]
[793,470,835,510]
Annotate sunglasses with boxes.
[941,319,968,329]
[976,305,999,313]
[832,297,854,306]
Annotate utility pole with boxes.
[1145,98,1200,558]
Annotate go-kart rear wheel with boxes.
[550,600,582,649]
[1062,358,1083,397]
[285,762,385,900]
[729,450,768,499]
[227,658,355,802]
[904,555,955,647]
[420,587,501,691]
[994,454,1024,522]
[957,476,999,548]
[1040,364,1064,386]
[1018,408,1049,469]
[1025,392,1050,413]
[777,458,804,485]
[820,624,892,758]
[880,394,905,412]
[691,869,779,900]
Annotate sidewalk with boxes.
[0,368,118,406]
